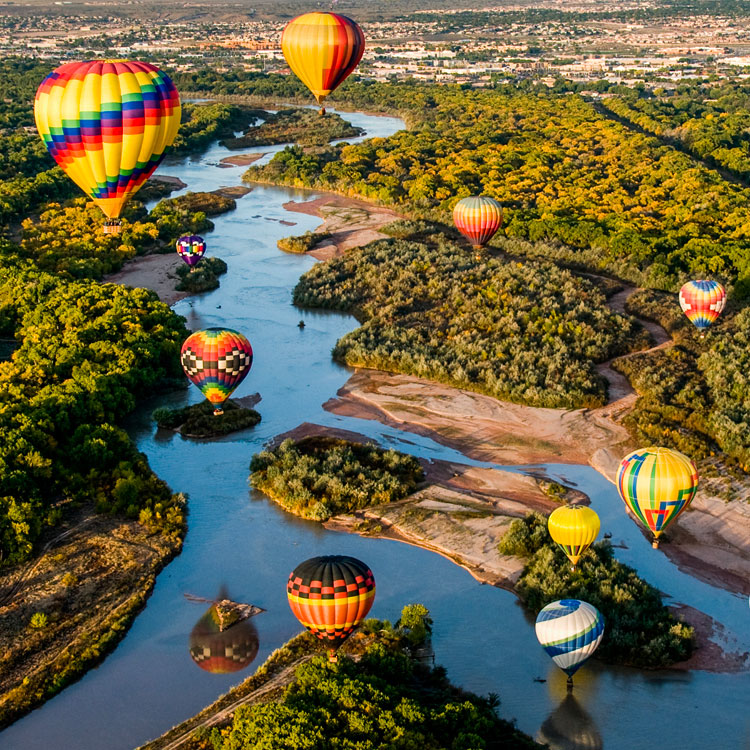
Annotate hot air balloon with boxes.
[34,60,181,234]
[453,196,503,251]
[535,599,604,689]
[679,280,726,336]
[547,506,600,570]
[189,604,260,674]
[180,328,253,416]
[176,234,206,271]
[617,447,698,548]
[287,555,375,662]
[281,12,365,115]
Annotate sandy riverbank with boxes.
[220,153,266,168]
[281,194,401,259]
[104,254,188,306]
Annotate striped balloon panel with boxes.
[176,234,206,267]
[547,506,600,566]
[34,60,181,219]
[281,13,365,103]
[453,196,503,247]
[189,606,259,674]
[679,280,726,330]
[287,555,375,644]
[180,328,253,407]
[617,447,698,538]
[535,599,604,676]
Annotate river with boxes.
[2,109,749,750]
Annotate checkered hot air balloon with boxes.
[453,196,503,250]
[281,12,365,115]
[617,447,698,548]
[535,599,604,688]
[180,328,253,416]
[176,235,206,271]
[287,555,375,662]
[34,60,181,234]
[679,280,726,335]
[189,605,260,674]
[547,505,600,569]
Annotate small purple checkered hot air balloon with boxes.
[176,235,206,271]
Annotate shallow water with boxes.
[2,109,749,750]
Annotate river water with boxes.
[2,110,749,750]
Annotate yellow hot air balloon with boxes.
[281,12,365,115]
[547,505,600,569]
[34,60,181,234]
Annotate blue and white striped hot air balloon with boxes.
[535,599,604,687]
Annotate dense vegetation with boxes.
[154,400,260,438]
[235,76,750,291]
[277,231,331,254]
[499,513,694,667]
[222,108,363,150]
[193,605,540,750]
[175,256,228,293]
[249,437,425,521]
[294,235,648,408]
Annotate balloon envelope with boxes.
[189,605,259,674]
[453,195,503,248]
[287,555,375,649]
[617,447,698,542]
[180,328,253,411]
[535,600,604,677]
[34,60,181,220]
[176,234,206,268]
[679,280,726,331]
[547,506,600,567]
[281,12,365,107]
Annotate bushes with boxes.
[499,513,694,668]
[249,437,425,520]
[294,236,649,408]
[277,231,331,254]
[154,400,260,438]
[175,257,228,293]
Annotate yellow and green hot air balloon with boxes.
[34,60,181,234]
[281,12,365,115]
[617,447,698,548]
[547,505,600,569]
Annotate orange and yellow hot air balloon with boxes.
[453,196,503,250]
[679,280,726,336]
[617,447,698,548]
[287,554,375,662]
[281,12,365,115]
[34,60,181,234]
[547,505,600,569]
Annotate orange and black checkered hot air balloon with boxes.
[281,12,365,115]
[287,555,375,662]
[453,195,503,250]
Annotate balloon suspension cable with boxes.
[213,407,224,417]
[328,648,338,663]
[566,675,574,692]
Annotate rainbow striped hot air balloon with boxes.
[176,234,206,271]
[453,196,503,250]
[180,328,253,416]
[535,599,604,688]
[287,555,375,662]
[281,12,365,115]
[547,505,600,569]
[34,60,181,234]
[679,280,726,336]
[617,447,698,548]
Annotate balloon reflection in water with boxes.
[537,694,603,750]
[189,604,261,674]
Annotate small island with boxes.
[222,108,363,149]
[154,399,261,438]
[277,230,332,254]
[175,256,228,294]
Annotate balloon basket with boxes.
[327,649,338,663]
[319,107,326,116]
[566,675,574,692]
[103,220,122,235]
[652,539,660,549]
[213,408,224,416]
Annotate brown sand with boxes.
[104,254,188,306]
[281,194,401,259]
[219,153,266,167]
